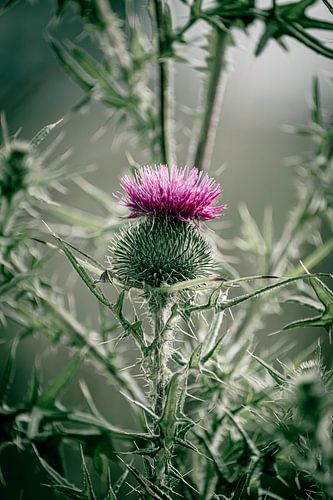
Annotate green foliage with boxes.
[1,1,333,499]
[283,276,333,334]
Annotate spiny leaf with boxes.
[79,380,104,420]
[38,354,82,408]
[248,352,286,385]
[311,76,322,126]
[112,466,129,495]
[80,446,97,500]
[33,444,82,499]
[255,22,280,57]
[118,459,172,500]
[75,177,122,215]
[224,408,259,457]
[294,237,333,273]
[168,463,200,494]
[44,223,112,308]
[283,277,333,332]
[188,273,333,313]
[201,335,225,364]
[47,205,103,232]
[65,410,155,442]
[231,474,248,500]
[114,290,125,318]
[192,431,226,479]
[201,310,225,362]
[188,343,202,369]
[119,391,157,419]
[282,20,333,59]
[0,272,35,296]
[27,362,42,406]
[32,237,104,278]
[42,225,146,356]
[70,44,109,81]
[0,337,18,405]
[104,469,117,500]
[238,202,266,255]
[310,276,333,309]
[159,371,183,445]
[283,315,328,331]
[49,37,94,93]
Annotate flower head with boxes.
[119,165,226,222]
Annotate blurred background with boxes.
[0,0,332,498]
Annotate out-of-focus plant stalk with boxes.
[96,0,131,70]
[194,29,230,170]
[153,0,175,166]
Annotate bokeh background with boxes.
[0,0,332,498]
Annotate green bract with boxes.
[109,216,213,289]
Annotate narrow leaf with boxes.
[248,352,286,385]
[80,446,97,500]
[159,371,183,445]
[0,338,18,405]
[38,354,82,408]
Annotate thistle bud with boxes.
[109,216,212,289]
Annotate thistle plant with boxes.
[1,1,333,499]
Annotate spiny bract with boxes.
[109,216,213,288]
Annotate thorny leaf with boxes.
[248,352,287,385]
[187,273,333,314]
[0,337,18,405]
[188,343,203,370]
[104,469,117,500]
[118,458,172,500]
[159,371,184,447]
[44,225,147,350]
[38,354,82,409]
[33,444,84,499]
[283,277,333,334]
[80,446,97,500]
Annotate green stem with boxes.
[193,29,230,170]
[151,304,172,486]
[153,0,175,166]
[153,308,167,418]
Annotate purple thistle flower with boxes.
[119,165,226,222]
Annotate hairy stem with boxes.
[153,308,168,418]
[153,0,175,166]
[151,304,173,486]
[193,29,230,170]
